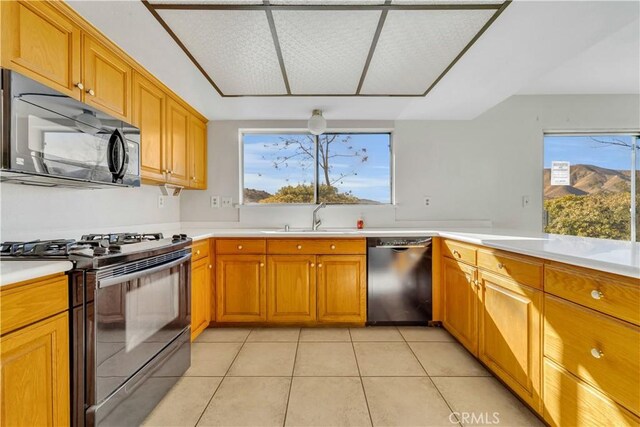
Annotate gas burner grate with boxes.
[79,233,164,245]
[0,239,77,256]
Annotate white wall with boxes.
[0,184,181,241]
[180,94,640,231]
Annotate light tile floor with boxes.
[143,327,543,427]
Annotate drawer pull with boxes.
[310,263,315,267]
[86,88,95,96]
[196,250,201,255]
[590,290,604,300]
[237,245,243,250]
[453,250,461,258]
[590,348,604,359]
[208,265,212,269]
[318,263,323,268]
[330,244,336,250]
[75,82,84,90]
[259,262,264,267]
[297,244,302,250]
[497,263,505,270]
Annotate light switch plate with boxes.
[221,197,233,208]
[210,196,220,208]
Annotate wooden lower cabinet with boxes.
[216,254,266,322]
[543,358,640,427]
[267,255,316,322]
[316,255,366,323]
[191,257,212,340]
[1,312,70,427]
[478,270,542,411]
[442,258,479,355]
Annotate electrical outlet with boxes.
[210,196,220,208]
[522,195,530,208]
[423,196,432,207]
[158,195,165,209]
[221,197,233,208]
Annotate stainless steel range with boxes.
[1,233,192,427]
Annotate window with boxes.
[543,134,639,241]
[242,132,392,205]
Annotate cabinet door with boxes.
[165,97,190,186]
[267,255,316,322]
[317,255,366,323]
[191,257,211,341]
[216,255,266,322]
[1,312,70,427]
[442,258,478,355]
[1,0,81,98]
[132,72,166,183]
[478,270,542,411]
[188,116,207,189]
[82,34,132,121]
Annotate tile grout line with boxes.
[193,328,253,427]
[281,329,301,427]
[349,328,375,427]
[401,328,463,427]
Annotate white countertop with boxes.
[0,260,74,287]
[179,227,640,279]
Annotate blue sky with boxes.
[543,135,636,170]
[244,133,391,202]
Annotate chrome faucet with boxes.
[312,203,326,230]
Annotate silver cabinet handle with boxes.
[590,348,604,359]
[591,290,604,300]
[86,88,95,96]
[75,82,84,90]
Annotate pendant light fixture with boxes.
[307,109,327,135]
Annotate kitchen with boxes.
[0,0,639,426]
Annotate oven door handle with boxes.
[97,253,191,289]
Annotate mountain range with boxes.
[544,164,632,199]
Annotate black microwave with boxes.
[1,69,140,188]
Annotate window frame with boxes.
[239,128,395,206]
[542,130,640,242]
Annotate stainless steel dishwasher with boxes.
[367,237,433,325]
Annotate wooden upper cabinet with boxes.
[1,312,70,427]
[216,255,266,322]
[442,257,479,355]
[188,116,207,189]
[166,97,190,187]
[267,255,316,322]
[82,34,132,121]
[1,0,81,98]
[317,255,366,323]
[133,72,166,183]
[478,270,542,411]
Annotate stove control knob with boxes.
[93,246,108,256]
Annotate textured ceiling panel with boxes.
[150,0,263,4]
[273,10,380,94]
[158,10,287,95]
[391,0,501,4]
[270,0,385,5]
[360,9,494,95]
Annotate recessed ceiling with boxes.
[144,0,508,96]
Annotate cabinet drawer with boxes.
[216,239,266,254]
[1,274,68,335]
[543,358,639,427]
[545,263,640,325]
[544,295,640,415]
[442,240,476,265]
[267,239,365,255]
[191,239,210,262]
[477,249,542,289]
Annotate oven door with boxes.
[89,251,191,411]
